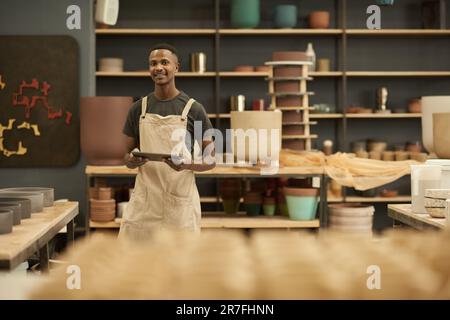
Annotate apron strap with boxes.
[181,98,195,121]
[140,96,148,118]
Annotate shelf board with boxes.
[96,71,215,77]
[310,71,343,77]
[346,196,412,203]
[346,29,450,36]
[282,134,318,140]
[219,71,268,77]
[90,216,320,229]
[347,71,450,77]
[208,113,231,119]
[219,29,342,35]
[310,113,344,119]
[346,113,421,118]
[96,28,216,35]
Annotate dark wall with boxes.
[0,0,95,228]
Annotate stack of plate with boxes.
[424,189,450,218]
[90,199,116,222]
[98,57,123,72]
[328,203,374,233]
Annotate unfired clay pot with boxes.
[0,192,43,213]
[0,209,13,234]
[3,187,54,207]
[81,97,134,165]
[433,113,450,159]
[0,203,21,225]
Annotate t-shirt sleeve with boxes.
[191,102,214,143]
[122,101,140,139]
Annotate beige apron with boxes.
[119,96,201,241]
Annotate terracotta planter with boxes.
[382,151,394,161]
[309,11,330,29]
[255,66,270,72]
[274,67,303,77]
[0,198,31,219]
[433,113,450,159]
[284,187,319,197]
[80,96,134,165]
[408,98,422,113]
[98,187,113,200]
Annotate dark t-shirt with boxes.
[123,91,214,152]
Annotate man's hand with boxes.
[125,152,148,169]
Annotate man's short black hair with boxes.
[149,43,179,61]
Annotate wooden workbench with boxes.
[0,201,78,271]
[387,204,447,230]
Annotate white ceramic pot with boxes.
[421,96,450,154]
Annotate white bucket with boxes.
[411,164,441,214]
[425,159,450,188]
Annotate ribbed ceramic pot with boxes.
[275,82,300,92]
[282,126,304,136]
[0,209,13,234]
[231,0,260,28]
[0,198,31,219]
[282,110,303,123]
[0,203,21,225]
[276,96,302,107]
[433,113,450,159]
[3,187,54,207]
[0,192,43,213]
[274,5,297,28]
[80,96,133,165]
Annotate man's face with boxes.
[149,49,179,85]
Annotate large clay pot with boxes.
[80,97,133,165]
[433,113,450,159]
[421,96,450,154]
[231,0,260,28]
[0,192,44,213]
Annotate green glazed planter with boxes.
[245,203,261,216]
[222,198,240,214]
[285,195,318,220]
[231,0,260,28]
[263,204,276,216]
[274,5,297,28]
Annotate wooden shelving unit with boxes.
[346,29,450,36]
[346,71,450,77]
[96,28,216,35]
[346,113,421,119]
[96,71,215,77]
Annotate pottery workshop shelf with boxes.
[207,113,344,119]
[346,71,450,77]
[90,214,320,230]
[218,29,343,35]
[388,204,447,230]
[95,28,216,35]
[346,29,450,36]
[0,201,78,271]
[346,113,421,119]
[96,71,216,77]
[347,196,412,203]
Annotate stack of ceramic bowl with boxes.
[328,204,374,233]
[1,187,54,207]
[0,190,45,213]
[0,197,31,220]
[90,187,116,222]
[424,189,450,218]
[98,57,124,72]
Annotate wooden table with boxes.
[387,204,447,230]
[0,201,78,272]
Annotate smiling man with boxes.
[119,43,215,239]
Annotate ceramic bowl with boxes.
[0,192,44,213]
[0,209,13,234]
[234,65,254,72]
[328,203,374,217]
[0,203,21,225]
[2,187,54,207]
[0,197,31,219]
